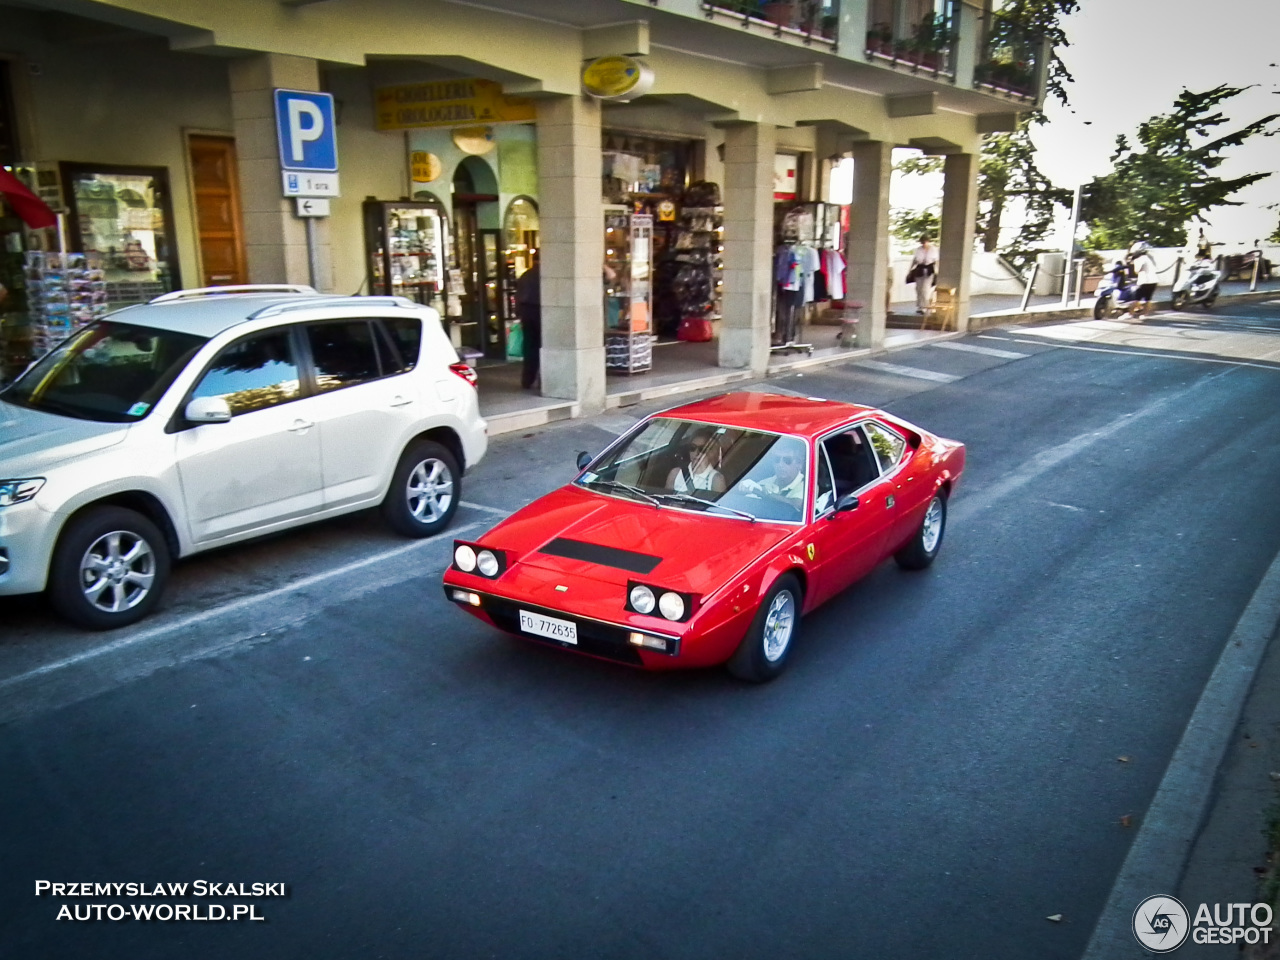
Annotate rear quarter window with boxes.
[382,317,423,371]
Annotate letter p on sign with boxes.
[274,89,338,173]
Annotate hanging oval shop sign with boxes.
[581,56,654,102]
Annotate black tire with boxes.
[1171,291,1188,310]
[895,491,947,571]
[1093,296,1110,321]
[726,574,802,683]
[1203,293,1216,310]
[48,506,170,630]
[381,439,461,538]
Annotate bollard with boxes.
[1251,256,1260,292]
[1073,259,1085,306]
[1020,262,1040,312]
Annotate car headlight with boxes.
[476,549,499,578]
[658,591,686,621]
[629,584,656,615]
[0,478,44,508]
[453,542,507,578]
[454,544,477,572]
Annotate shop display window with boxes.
[363,198,449,318]
[60,163,180,305]
[601,132,691,206]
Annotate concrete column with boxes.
[719,121,776,374]
[939,152,979,333]
[536,95,606,413]
[846,140,892,349]
[228,54,332,290]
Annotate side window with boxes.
[863,421,906,473]
[821,427,880,498]
[306,320,382,392]
[814,445,835,518]
[381,316,422,373]
[191,330,301,415]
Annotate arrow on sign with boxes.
[295,197,331,217]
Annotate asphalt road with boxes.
[3,304,1280,959]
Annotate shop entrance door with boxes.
[187,135,247,287]
[479,229,507,360]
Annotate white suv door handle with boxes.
[288,418,314,433]
[389,395,413,407]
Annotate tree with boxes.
[890,207,940,252]
[1081,85,1278,250]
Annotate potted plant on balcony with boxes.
[762,0,797,28]
[821,12,839,39]
[865,22,894,56]
[911,13,951,71]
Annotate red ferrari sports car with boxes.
[443,392,965,682]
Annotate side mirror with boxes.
[835,492,860,514]
[576,451,592,470]
[185,396,232,424]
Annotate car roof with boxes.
[658,392,876,438]
[102,294,421,339]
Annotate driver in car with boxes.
[740,448,806,506]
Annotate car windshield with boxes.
[577,417,809,523]
[1,321,207,423]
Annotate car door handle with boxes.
[288,418,314,433]
[389,395,413,407]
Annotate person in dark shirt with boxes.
[514,264,541,390]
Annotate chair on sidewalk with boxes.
[921,286,957,331]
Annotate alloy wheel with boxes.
[406,457,454,523]
[921,497,944,554]
[79,530,156,614]
[762,589,796,662]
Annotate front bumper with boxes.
[443,585,682,667]
[0,499,58,596]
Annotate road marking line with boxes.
[461,500,513,517]
[0,520,483,693]
[853,360,961,383]
[1044,500,1085,512]
[1081,544,1280,959]
[1004,338,1280,371]
[931,341,1028,360]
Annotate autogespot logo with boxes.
[1132,895,1190,952]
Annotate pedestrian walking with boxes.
[1128,241,1157,318]
[515,263,541,390]
[908,235,938,315]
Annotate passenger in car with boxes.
[666,427,727,494]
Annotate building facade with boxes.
[0,0,1046,409]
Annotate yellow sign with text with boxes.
[376,79,535,131]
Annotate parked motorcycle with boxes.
[1170,256,1220,310]
[1093,269,1143,320]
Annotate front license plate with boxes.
[519,610,578,645]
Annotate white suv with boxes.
[0,285,487,629]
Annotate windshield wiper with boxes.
[586,478,661,507]
[656,492,757,522]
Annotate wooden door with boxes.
[188,135,246,287]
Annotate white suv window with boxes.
[190,329,302,415]
[305,319,383,393]
[380,316,422,373]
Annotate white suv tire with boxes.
[381,439,461,538]
[48,506,172,630]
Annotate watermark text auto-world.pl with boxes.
[35,881,288,922]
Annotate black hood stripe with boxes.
[538,538,662,574]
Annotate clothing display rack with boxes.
[770,203,846,355]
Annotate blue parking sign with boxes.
[274,89,338,173]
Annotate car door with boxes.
[863,419,926,550]
[300,317,421,509]
[807,424,896,603]
[174,327,324,544]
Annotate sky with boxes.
[890,0,1280,253]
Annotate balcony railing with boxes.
[701,1,840,47]
[972,9,1039,99]
[864,0,958,78]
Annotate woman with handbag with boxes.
[908,235,938,315]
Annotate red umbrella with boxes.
[0,167,57,229]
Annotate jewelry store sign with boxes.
[375,79,536,130]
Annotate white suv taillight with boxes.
[450,363,477,387]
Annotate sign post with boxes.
[274,88,339,289]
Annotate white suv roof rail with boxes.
[248,295,422,320]
[150,284,319,304]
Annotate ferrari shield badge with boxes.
[806,543,816,561]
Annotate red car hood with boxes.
[482,485,793,597]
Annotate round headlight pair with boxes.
[455,545,500,577]
[629,585,686,621]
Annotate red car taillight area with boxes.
[450,362,478,387]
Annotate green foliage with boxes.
[1081,85,1278,250]
[890,208,940,252]
[983,0,1080,104]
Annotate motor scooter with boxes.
[1092,269,1143,320]
[1170,256,1220,310]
